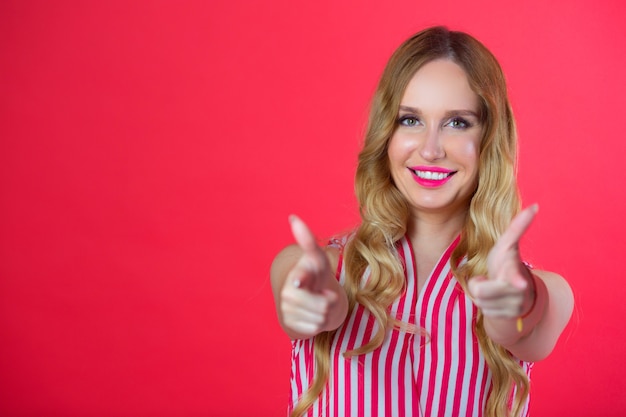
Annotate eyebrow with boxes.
[398,105,480,119]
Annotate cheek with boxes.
[387,133,413,164]
[386,135,407,186]
[455,137,481,168]
[386,135,402,167]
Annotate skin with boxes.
[387,58,483,291]
[270,216,347,341]
[387,58,482,222]
[271,59,573,363]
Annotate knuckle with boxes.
[318,298,330,313]
[283,316,297,328]
[281,286,295,302]
[311,314,324,326]
[280,303,295,317]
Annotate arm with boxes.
[270,215,349,340]
[477,269,573,362]
[468,205,574,362]
[501,269,573,361]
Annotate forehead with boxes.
[400,59,480,112]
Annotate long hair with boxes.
[291,26,526,417]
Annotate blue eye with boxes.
[398,115,420,127]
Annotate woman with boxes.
[271,26,573,417]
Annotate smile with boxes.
[408,167,456,187]
[412,170,453,180]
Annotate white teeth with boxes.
[414,170,450,180]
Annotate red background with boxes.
[1,1,625,416]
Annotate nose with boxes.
[419,127,445,161]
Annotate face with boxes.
[387,58,482,218]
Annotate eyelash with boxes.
[447,117,472,129]
[398,115,420,127]
[397,115,473,129]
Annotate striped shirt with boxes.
[289,235,532,417]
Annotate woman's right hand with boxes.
[270,215,349,340]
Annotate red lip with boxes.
[408,166,456,188]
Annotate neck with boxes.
[406,208,467,256]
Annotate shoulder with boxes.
[325,244,341,275]
[270,244,301,288]
[533,270,572,297]
[533,269,575,326]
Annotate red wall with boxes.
[1,1,625,416]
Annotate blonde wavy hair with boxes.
[292,26,525,417]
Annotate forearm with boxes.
[484,271,573,362]
[483,272,547,348]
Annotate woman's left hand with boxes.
[468,205,538,319]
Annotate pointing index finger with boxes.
[289,215,322,257]
[288,215,328,292]
[496,204,539,252]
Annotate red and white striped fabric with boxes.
[288,235,533,417]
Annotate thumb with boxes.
[508,269,530,290]
[494,204,539,253]
[321,288,339,303]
